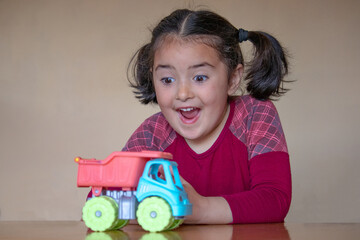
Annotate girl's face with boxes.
[152,38,242,152]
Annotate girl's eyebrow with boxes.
[154,64,174,71]
[154,62,215,71]
[189,62,215,69]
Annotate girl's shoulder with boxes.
[141,111,175,137]
[230,95,287,158]
[124,111,176,151]
[232,95,279,121]
[142,111,169,127]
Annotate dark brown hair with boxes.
[128,9,289,104]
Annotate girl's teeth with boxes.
[181,108,194,112]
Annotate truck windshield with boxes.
[147,163,183,191]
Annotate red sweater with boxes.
[123,95,291,223]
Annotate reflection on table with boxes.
[1,221,360,240]
[87,222,290,240]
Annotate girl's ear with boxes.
[228,64,243,95]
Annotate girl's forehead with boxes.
[154,38,219,62]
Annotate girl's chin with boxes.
[177,128,203,141]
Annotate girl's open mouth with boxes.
[178,107,200,124]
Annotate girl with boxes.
[124,9,291,224]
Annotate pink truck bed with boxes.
[75,151,172,193]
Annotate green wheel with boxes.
[136,197,173,232]
[82,196,118,231]
[111,219,129,230]
[166,219,184,231]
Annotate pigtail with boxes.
[127,43,157,104]
[244,31,289,100]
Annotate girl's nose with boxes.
[176,81,194,101]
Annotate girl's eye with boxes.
[161,77,175,85]
[194,75,208,82]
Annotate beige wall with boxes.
[1,0,359,222]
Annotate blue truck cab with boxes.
[136,159,192,218]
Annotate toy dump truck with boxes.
[75,151,192,232]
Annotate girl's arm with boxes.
[182,151,291,224]
[223,151,291,223]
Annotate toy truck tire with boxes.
[82,196,119,231]
[136,196,174,232]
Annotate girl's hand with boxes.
[179,176,208,224]
[158,166,209,223]
[158,165,233,224]
[180,176,233,224]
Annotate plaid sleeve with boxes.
[122,112,176,152]
[246,99,288,159]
